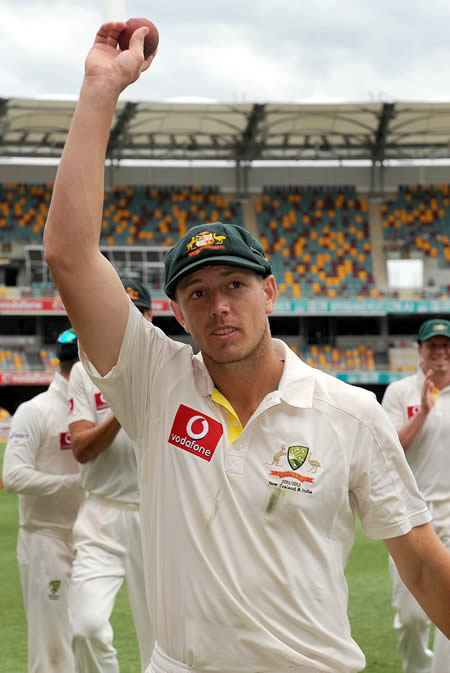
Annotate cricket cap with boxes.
[164,222,272,300]
[417,318,450,343]
[56,328,78,362]
[121,277,152,310]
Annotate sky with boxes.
[3,0,450,104]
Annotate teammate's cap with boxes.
[417,318,450,343]
[121,277,152,310]
[56,328,78,362]
[164,222,272,300]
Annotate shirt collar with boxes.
[192,338,316,407]
[193,351,215,396]
[50,370,69,399]
[272,339,315,408]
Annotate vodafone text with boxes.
[170,433,212,458]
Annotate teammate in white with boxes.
[382,318,450,673]
[43,21,450,673]
[68,278,154,673]
[2,328,84,673]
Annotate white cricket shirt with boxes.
[382,368,450,537]
[3,372,84,538]
[82,303,430,673]
[68,361,139,504]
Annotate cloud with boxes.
[2,0,450,103]
[0,2,101,97]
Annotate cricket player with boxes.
[43,21,450,673]
[382,318,450,673]
[2,328,84,673]
[68,278,153,673]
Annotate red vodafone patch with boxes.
[60,432,72,450]
[95,392,109,411]
[169,404,223,462]
[407,405,420,418]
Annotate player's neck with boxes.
[209,348,284,427]
[433,371,450,390]
[422,365,450,390]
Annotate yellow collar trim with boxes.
[211,387,243,444]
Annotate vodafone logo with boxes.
[60,432,72,450]
[169,404,223,462]
[68,398,74,414]
[95,392,109,411]
[407,405,420,418]
[186,415,209,440]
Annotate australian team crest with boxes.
[287,445,309,470]
[186,231,226,256]
[48,580,61,600]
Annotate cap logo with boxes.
[125,285,140,302]
[186,231,227,256]
[433,323,446,332]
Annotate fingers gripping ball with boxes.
[118,18,159,58]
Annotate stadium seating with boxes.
[0,346,59,373]
[388,345,418,373]
[0,183,52,245]
[255,186,373,298]
[101,185,244,246]
[292,344,377,372]
[0,183,244,247]
[1,182,448,304]
[0,348,32,371]
[382,185,450,298]
[39,348,59,372]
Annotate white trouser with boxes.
[389,555,433,673]
[430,535,450,673]
[432,629,450,673]
[17,527,76,673]
[69,495,153,673]
[145,643,324,673]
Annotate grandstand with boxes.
[0,99,449,411]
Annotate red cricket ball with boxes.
[118,18,159,59]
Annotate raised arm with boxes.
[44,22,156,376]
[381,371,435,452]
[396,369,435,450]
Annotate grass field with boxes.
[0,439,405,672]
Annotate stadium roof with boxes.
[2,97,450,163]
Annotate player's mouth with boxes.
[211,326,238,339]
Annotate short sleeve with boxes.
[80,301,185,444]
[69,361,96,425]
[381,381,407,431]
[3,402,43,478]
[350,398,431,540]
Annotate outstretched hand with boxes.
[421,368,436,414]
[85,22,157,94]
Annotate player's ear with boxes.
[263,275,278,315]
[170,299,190,333]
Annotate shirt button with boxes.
[232,419,239,427]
